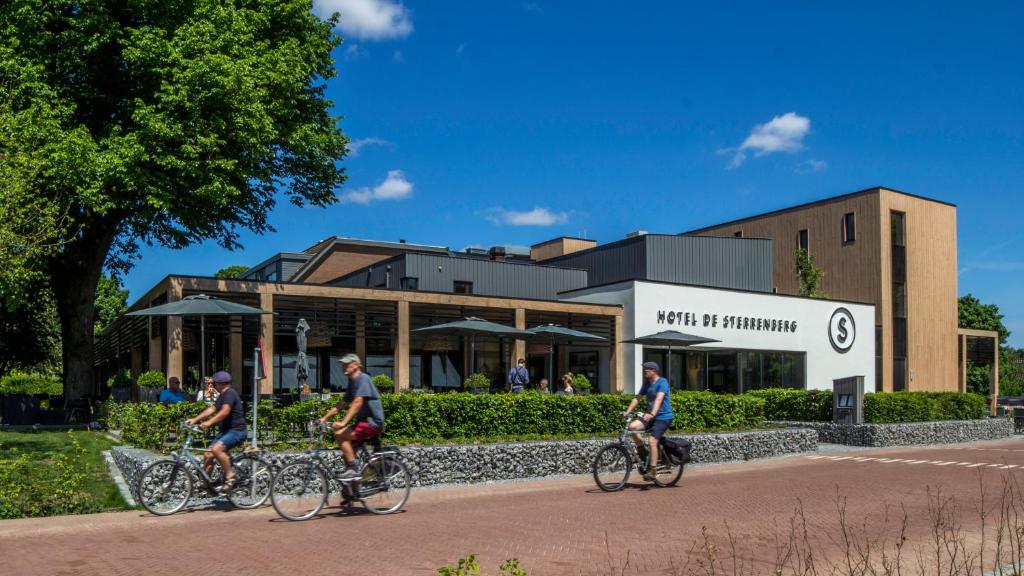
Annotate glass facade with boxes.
[643,348,805,393]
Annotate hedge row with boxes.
[0,372,62,396]
[747,389,986,423]
[100,391,766,450]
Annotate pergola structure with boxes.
[96,275,623,397]
[958,327,1000,413]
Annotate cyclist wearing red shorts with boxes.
[318,353,385,480]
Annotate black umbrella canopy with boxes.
[125,294,271,317]
[527,324,606,343]
[411,317,534,338]
[621,330,719,347]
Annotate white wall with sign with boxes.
[561,280,875,394]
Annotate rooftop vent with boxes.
[488,246,507,262]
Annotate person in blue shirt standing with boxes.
[159,376,186,404]
[507,358,530,392]
[622,361,674,481]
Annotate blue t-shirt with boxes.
[159,389,185,404]
[639,377,674,421]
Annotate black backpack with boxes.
[662,437,692,465]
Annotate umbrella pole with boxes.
[200,316,206,384]
[667,346,672,388]
[549,336,555,389]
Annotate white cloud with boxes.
[339,170,413,204]
[958,261,1024,276]
[522,2,544,14]
[796,158,828,173]
[343,43,367,60]
[347,137,391,157]
[314,0,413,40]
[727,112,811,168]
[487,207,568,226]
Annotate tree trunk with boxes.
[49,222,118,400]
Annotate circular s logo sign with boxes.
[829,307,856,353]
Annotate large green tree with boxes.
[1,1,348,398]
[214,265,251,279]
[958,294,1010,345]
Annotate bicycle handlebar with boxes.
[180,422,203,434]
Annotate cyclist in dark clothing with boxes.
[187,370,247,491]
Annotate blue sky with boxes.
[124,1,1024,346]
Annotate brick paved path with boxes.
[4,439,1024,575]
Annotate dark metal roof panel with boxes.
[644,235,773,292]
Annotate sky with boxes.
[124,1,1024,347]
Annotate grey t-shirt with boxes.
[339,373,385,429]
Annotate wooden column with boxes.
[259,292,274,395]
[959,333,968,394]
[992,335,1000,417]
[148,318,163,374]
[355,310,366,362]
[230,316,243,379]
[166,281,184,385]
[395,301,410,392]
[513,307,526,369]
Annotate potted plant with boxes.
[572,373,592,395]
[136,370,166,402]
[372,374,395,394]
[464,372,491,394]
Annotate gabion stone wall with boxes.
[112,428,816,493]
[772,418,1013,447]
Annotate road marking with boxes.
[806,456,1024,472]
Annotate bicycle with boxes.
[269,420,412,521]
[592,411,685,491]
[137,423,274,515]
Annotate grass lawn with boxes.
[0,430,130,518]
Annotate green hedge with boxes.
[747,389,986,423]
[0,372,62,396]
[100,391,765,450]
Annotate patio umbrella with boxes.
[621,330,720,386]
[527,324,606,387]
[412,317,534,381]
[127,294,273,445]
[126,294,272,383]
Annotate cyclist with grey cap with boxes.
[318,353,385,480]
[622,360,674,481]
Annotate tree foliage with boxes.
[958,294,1010,345]
[214,265,250,279]
[794,248,827,298]
[1,1,349,397]
[93,275,128,335]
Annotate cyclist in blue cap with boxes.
[622,360,674,481]
[187,370,247,491]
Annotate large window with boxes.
[890,210,908,391]
[797,229,809,251]
[843,212,856,243]
[453,281,473,295]
[643,348,805,392]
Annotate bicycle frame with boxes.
[618,412,667,470]
[298,421,401,502]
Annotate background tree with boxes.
[1,1,348,398]
[794,248,827,298]
[93,276,129,335]
[958,294,1010,345]
[958,294,1023,395]
[214,265,251,279]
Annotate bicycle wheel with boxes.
[592,444,631,492]
[270,461,329,521]
[360,456,412,515]
[138,459,193,516]
[652,447,684,487]
[228,454,273,509]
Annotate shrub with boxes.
[966,361,992,395]
[0,372,62,396]
[102,391,766,449]
[135,371,166,388]
[106,369,132,389]
[747,388,986,423]
[371,374,394,394]
[571,373,592,392]
[0,432,100,518]
[464,373,491,391]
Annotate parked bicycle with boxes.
[137,422,273,515]
[270,420,412,521]
[592,411,686,491]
